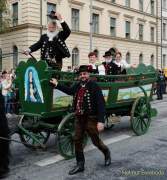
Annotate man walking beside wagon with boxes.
[50,65,111,175]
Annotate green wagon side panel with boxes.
[15,59,157,117]
[15,58,53,114]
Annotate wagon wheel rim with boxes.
[19,116,50,148]
[131,97,151,136]
[57,113,87,159]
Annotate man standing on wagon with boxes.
[24,12,71,70]
[50,65,111,175]
[98,50,116,75]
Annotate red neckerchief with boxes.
[103,62,110,75]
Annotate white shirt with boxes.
[98,64,106,75]
[1,80,12,96]
[89,63,97,70]
[113,60,131,69]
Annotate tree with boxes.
[0,0,10,32]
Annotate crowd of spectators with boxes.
[0,69,18,118]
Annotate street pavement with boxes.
[3,95,167,180]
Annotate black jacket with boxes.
[0,93,10,169]
[102,61,122,75]
[56,80,106,123]
[29,21,71,62]
[0,93,9,136]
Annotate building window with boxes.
[110,17,116,37]
[0,13,2,31]
[139,24,144,41]
[125,0,130,7]
[150,27,155,42]
[72,48,79,67]
[163,54,167,67]
[71,8,79,31]
[139,0,143,11]
[139,53,143,64]
[150,54,154,66]
[0,48,2,71]
[92,13,99,34]
[163,0,167,9]
[111,0,116,3]
[47,2,56,22]
[126,52,131,64]
[150,0,155,15]
[163,23,167,40]
[125,21,131,39]
[12,2,18,26]
[13,46,18,68]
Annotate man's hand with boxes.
[97,122,104,132]
[131,64,137,68]
[50,78,58,87]
[55,12,63,21]
[23,49,30,56]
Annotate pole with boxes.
[90,0,93,52]
[40,0,43,36]
[156,0,159,68]
[161,0,163,69]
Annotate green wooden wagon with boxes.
[14,58,157,159]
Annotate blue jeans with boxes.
[4,96,12,114]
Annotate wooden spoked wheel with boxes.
[131,97,151,136]
[18,116,50,149]
[57,113,87,159]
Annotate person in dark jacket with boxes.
[98,50,120,75]
[0,92,10,178]
[157,70,164,100]
[50,65,111,175]
[24,12,71,70]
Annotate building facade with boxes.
[0,0,162,70]
[162,0,167,68]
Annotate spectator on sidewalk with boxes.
[1,73,13,117]
[157,70,164,100]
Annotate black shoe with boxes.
[68,163,84,175]
[104,151,111,166]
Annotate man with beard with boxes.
[98,50,118,75]
[0,92,10,178]
[24,12,71,70]
[50,65,111,175]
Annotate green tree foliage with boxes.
[0,0,10,32]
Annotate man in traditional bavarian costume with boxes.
[24,12,71,70]
[98,50,120,75]
[50,65,111,175]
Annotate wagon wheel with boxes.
[131,96,151,136]
[18,116,50,149]
[57,113,88,159]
